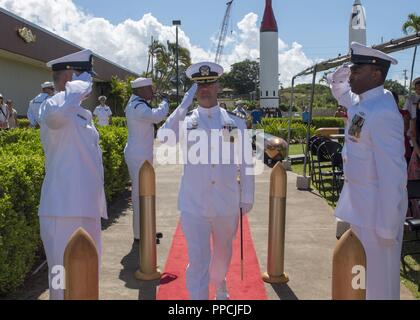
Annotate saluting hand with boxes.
[72,71,93,83]
[180,83,198,109]
[331,65,351,84]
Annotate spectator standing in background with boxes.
[0,94,9,130]
[5,100,18,129]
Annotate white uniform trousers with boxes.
[40,216,102,300]
[126,158,149,240]
[352,225,404,300]
[181,212,239,300]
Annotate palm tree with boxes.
[402,13,420,93]
[147,40,192,95]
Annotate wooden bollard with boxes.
[332,229,366,300]
[135,161,162,281]
[64,228,99,300]
[262,162,289,284]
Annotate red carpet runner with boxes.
[157,216,268,300]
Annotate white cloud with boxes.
[0,0,313,86]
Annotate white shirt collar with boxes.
[198,105,220,115]
[359,85,384,103]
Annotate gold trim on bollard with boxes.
[332,229,366,300]
[64,228,99,300]
[262,162,289,284]
[135,161,162,281]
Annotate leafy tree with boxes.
[109,76,135,116]
[148,40,192,94]
[402,13,420,35]
[384,79,408,96]
[402,13,420,91]
[221,59,260,95]
[280,84,338,110]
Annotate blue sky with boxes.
[1,0,419,85]
[71,0,419,83]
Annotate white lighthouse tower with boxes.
[349,0,367,47]
[259,0,279,110]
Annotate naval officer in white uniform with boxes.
[94,96,113,127]
[38,49,107,300]
[158,62,255,300]
[27,82,55,128]
[124,78,169,241]
[329,42,407,300]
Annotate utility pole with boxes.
[403,69,408,92]
[173,20,181,104]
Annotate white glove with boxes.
[65,73,93,102]
[328,64,352,103]
[72,71,93,83]
[159,98,169,107]
[159,99,170,116]
[331,65,351,85]
[180,83,198,109]
[240,203,253,214]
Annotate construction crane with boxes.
[215,0,234,64]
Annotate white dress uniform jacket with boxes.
[38,78,107,219]
[28,93,49,127]
[330,67,408,299]
[159,104,255,217]
[94,105,113,127]
[124,95,169,239]
[158,94,255,299]
[331,76,407,239]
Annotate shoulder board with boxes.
[227,110,246,120]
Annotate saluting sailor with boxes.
[27,82,55,128]
[158,62,255,300]
[328,42,407,300]
[38,49,107,300]
[124,78,169,241]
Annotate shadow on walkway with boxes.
[102,188,131,231]
[119,241,160,300]
[271,283,299,301]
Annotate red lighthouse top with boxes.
[261,0,278,32]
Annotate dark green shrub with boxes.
[0,126,129,295]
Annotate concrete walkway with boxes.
[9,161,414,300]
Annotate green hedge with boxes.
[260,117,345,129]
[257,117,345,142]
[98,127,130,203]
[17,119,31,129]
[257,121,316,142]
[109,117,127,128]
[0,126,129,295]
